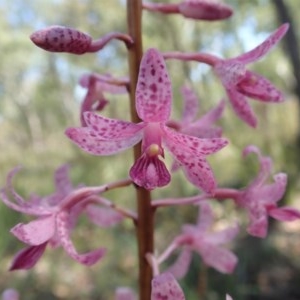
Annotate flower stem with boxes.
[126,1,154,300]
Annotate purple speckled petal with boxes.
[178,0,233,21]
[151,273,185,300]
[11,215,55,246]
[163,126,228,155]
[65,126,143,155]
[236,24,289,64]
[180,85,199,124]
[166,248,192,280]
[83,112,143,140]
[9,243,48,271]
[30,26,92,54]
[86,204,124,227]
[56,210,106,265]
[237,70,284,102]
[226,88,257,127]
[129,155,171,190]
[136,48,172,122]
[164,128,226,193]
[269,206,300,221]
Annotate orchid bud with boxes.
[178,0,233,20]
[30,25,92,54]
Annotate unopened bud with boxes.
[30,25,92,54]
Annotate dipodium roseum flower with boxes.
[79,73,129,126]
[143,0,233,21]
[214,24,289,127]
[66,48,228,193]
[214,145,300,238]
[161,202,238,275]
[0,165,125,270]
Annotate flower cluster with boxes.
[1,0,297,299]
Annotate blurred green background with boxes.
[1,0,300,299]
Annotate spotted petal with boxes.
[83,112,142,140]
[136,48,172,122]
[236,24,289,64]
[226,88,257,127]
[65,127,143,155]
[237,70,284,102]
[151,273,185,300]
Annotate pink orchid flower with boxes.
[214,23,289,127]
[215,145,300,238]
[30,25,133,54]
[79,73,129,126]
[162,202,238,276]
[0,165,126,270]
[66,48,227,193]
[143,0,233,21]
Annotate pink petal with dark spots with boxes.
[269,206,300,221]
[83,112,143,140]
[226,88,257,127]
[65,127,143,155]
[237,71,284,102]
[86,204,124,227]
[56,211,106,265]
[9,243,47,271]
[11,216,55,245]
[163,126,228,155]
[136,48,172,122]
[178,0,233,20]
[236,24,289,64]
[151,273,185,300]
[30,26,92,54]
[130,155,171,190]
[180,85,199,124]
